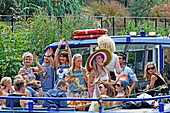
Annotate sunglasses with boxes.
[113,84,121,87]
[99,86,104,89]
[44,55,51,57]
[147,67,155,70]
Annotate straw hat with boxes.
[85,48,112,73]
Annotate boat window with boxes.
[71,47,90,67]
[163,47,170,79]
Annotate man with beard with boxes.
[38,48,55,93]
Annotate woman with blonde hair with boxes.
[0,77,14,104]
[97,35,121,80]
[65,53,88,96]
[18,52,44,81]
[143,62,167,96]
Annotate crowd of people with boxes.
[0,36,168,111]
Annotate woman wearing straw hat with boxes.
[85,48,112,97]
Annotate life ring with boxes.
[72,34,106,40]
[72,29,108,35]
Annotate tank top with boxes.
[153,74,165,87]
[94,74,109,83]
[56,65,69,83]
[23,68,36,81]
[100,74,109,82]
[69,70,87,92]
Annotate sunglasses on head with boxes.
[99,86,103,89]
[147,67,155,70]
[113,84,121,87]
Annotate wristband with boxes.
[38,86,42,88]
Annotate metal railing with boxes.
[1,95,170,112]
[0,15,170,36]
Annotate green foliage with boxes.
[0,10,95,77]
[157,0,170,4]
[60,15,95,40]
[129,0,160,17]
[0,23,23,78]
[0,0,83,16]
[117,20,170,36]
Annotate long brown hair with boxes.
[99,82,115,97]
[92,56,108,77]
[59,51,69,65]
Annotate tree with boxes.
[0,0,83,16]
[0,10,95,78]
[83,1,129,28]
[129,0,159,17]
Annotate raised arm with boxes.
[32,54,44,72]
[65,40,72,67]
[54,38,65,69]
[46,48,55,69]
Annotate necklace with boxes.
[25,68,32,73]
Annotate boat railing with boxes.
[0,95,170,112]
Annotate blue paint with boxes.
[159,103,164,112]
[159,45,163,75]
[28,101,33,112]
[126,37,131,42]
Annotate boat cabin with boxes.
[44,36,170,77]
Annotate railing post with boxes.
[135,17,137,27]
[124,17,126,30]
[165,18,166,28]
[10,99,13,109]
[159,103,164,113]
[112,17,115,36]
[98,100,102,113]
[11,16,14,32]
[100,17,103,28]
[155,18,157,29]
[28,101,34,112]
